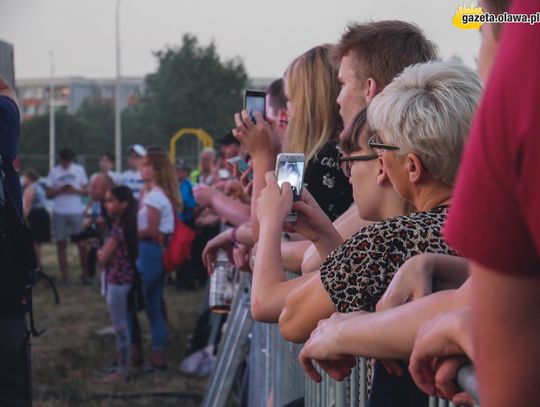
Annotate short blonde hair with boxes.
[368,59,482,186]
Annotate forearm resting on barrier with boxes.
[300,282,471,363]
[377,253,470,312]
[279,272,337,343]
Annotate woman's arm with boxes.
[233,111,280,242]
[282,239,311,272]
[298,279,471,380]
[236,222,255,247]
[252,203,312,321]
[251,172,313,322]
[22,184,34,218]
[288,188,343,259]
[278,272,337,343]
[97,237,119,266]
[377,254,470,312]
[138,205,161,240]
[194,184,251,226]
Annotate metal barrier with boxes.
[203,271,480,407]
[201,271,253,407]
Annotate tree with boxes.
[19,97,119,176]
[19,111,96,175]
[129,34,248,147]
[19,34,249,175]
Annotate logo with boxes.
[453,4,484,30]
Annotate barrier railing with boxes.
[203,271,480,407]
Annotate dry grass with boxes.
[32,244,208,406]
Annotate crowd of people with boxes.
[18,139,252,378]
[197,0,540,405]
[1,0,540,404]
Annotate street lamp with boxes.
[114,0,123,172]
[49,51,55,172]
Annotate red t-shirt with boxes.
[444,0,540,276]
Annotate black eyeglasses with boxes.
[368,132,400,151]
[338,153,379,178]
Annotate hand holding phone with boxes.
[275,153,305,222]
[243,90,266,124]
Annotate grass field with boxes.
[31,244,208,407]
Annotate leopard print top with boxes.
[320,206,457,313]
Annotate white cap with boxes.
[128,144,146,157]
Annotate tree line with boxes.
[20,34,248,175]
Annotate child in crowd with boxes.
[97,186,138,381]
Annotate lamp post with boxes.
[48,51,55,172]
[114,0,123,172]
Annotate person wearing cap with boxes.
[120,144,146,201]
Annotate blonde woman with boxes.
[137,149,182,370]
[234,45,353,242]
[284,45,352,221]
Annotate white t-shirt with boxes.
[137,187,174,234]
[46,163,88,215]
[120,169,144,201]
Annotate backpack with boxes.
[0,156,59,335]
[162,217,196,273]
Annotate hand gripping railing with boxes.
[202,270,480,407]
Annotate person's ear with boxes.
[365,78,379,103]
[406,153,424,184]
[376,156,388,186]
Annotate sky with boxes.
[0,0,481,81]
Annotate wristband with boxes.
[230,226,239,247]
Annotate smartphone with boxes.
[243,90,266,123]
[275,153,305,223]
[227,156,249,174]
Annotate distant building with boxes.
[0,40,15,88]
[16,77,145,121]
[249,77,277,90]
[16,75,277,121]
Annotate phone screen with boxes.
[227,157,249,174]
[244,90,266,122]
[276,159,305,201]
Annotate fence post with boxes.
[248,321,273,406]
[201,271,253,407]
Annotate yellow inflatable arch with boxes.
[169,128,214,161]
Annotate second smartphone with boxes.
[275,153,305,223]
